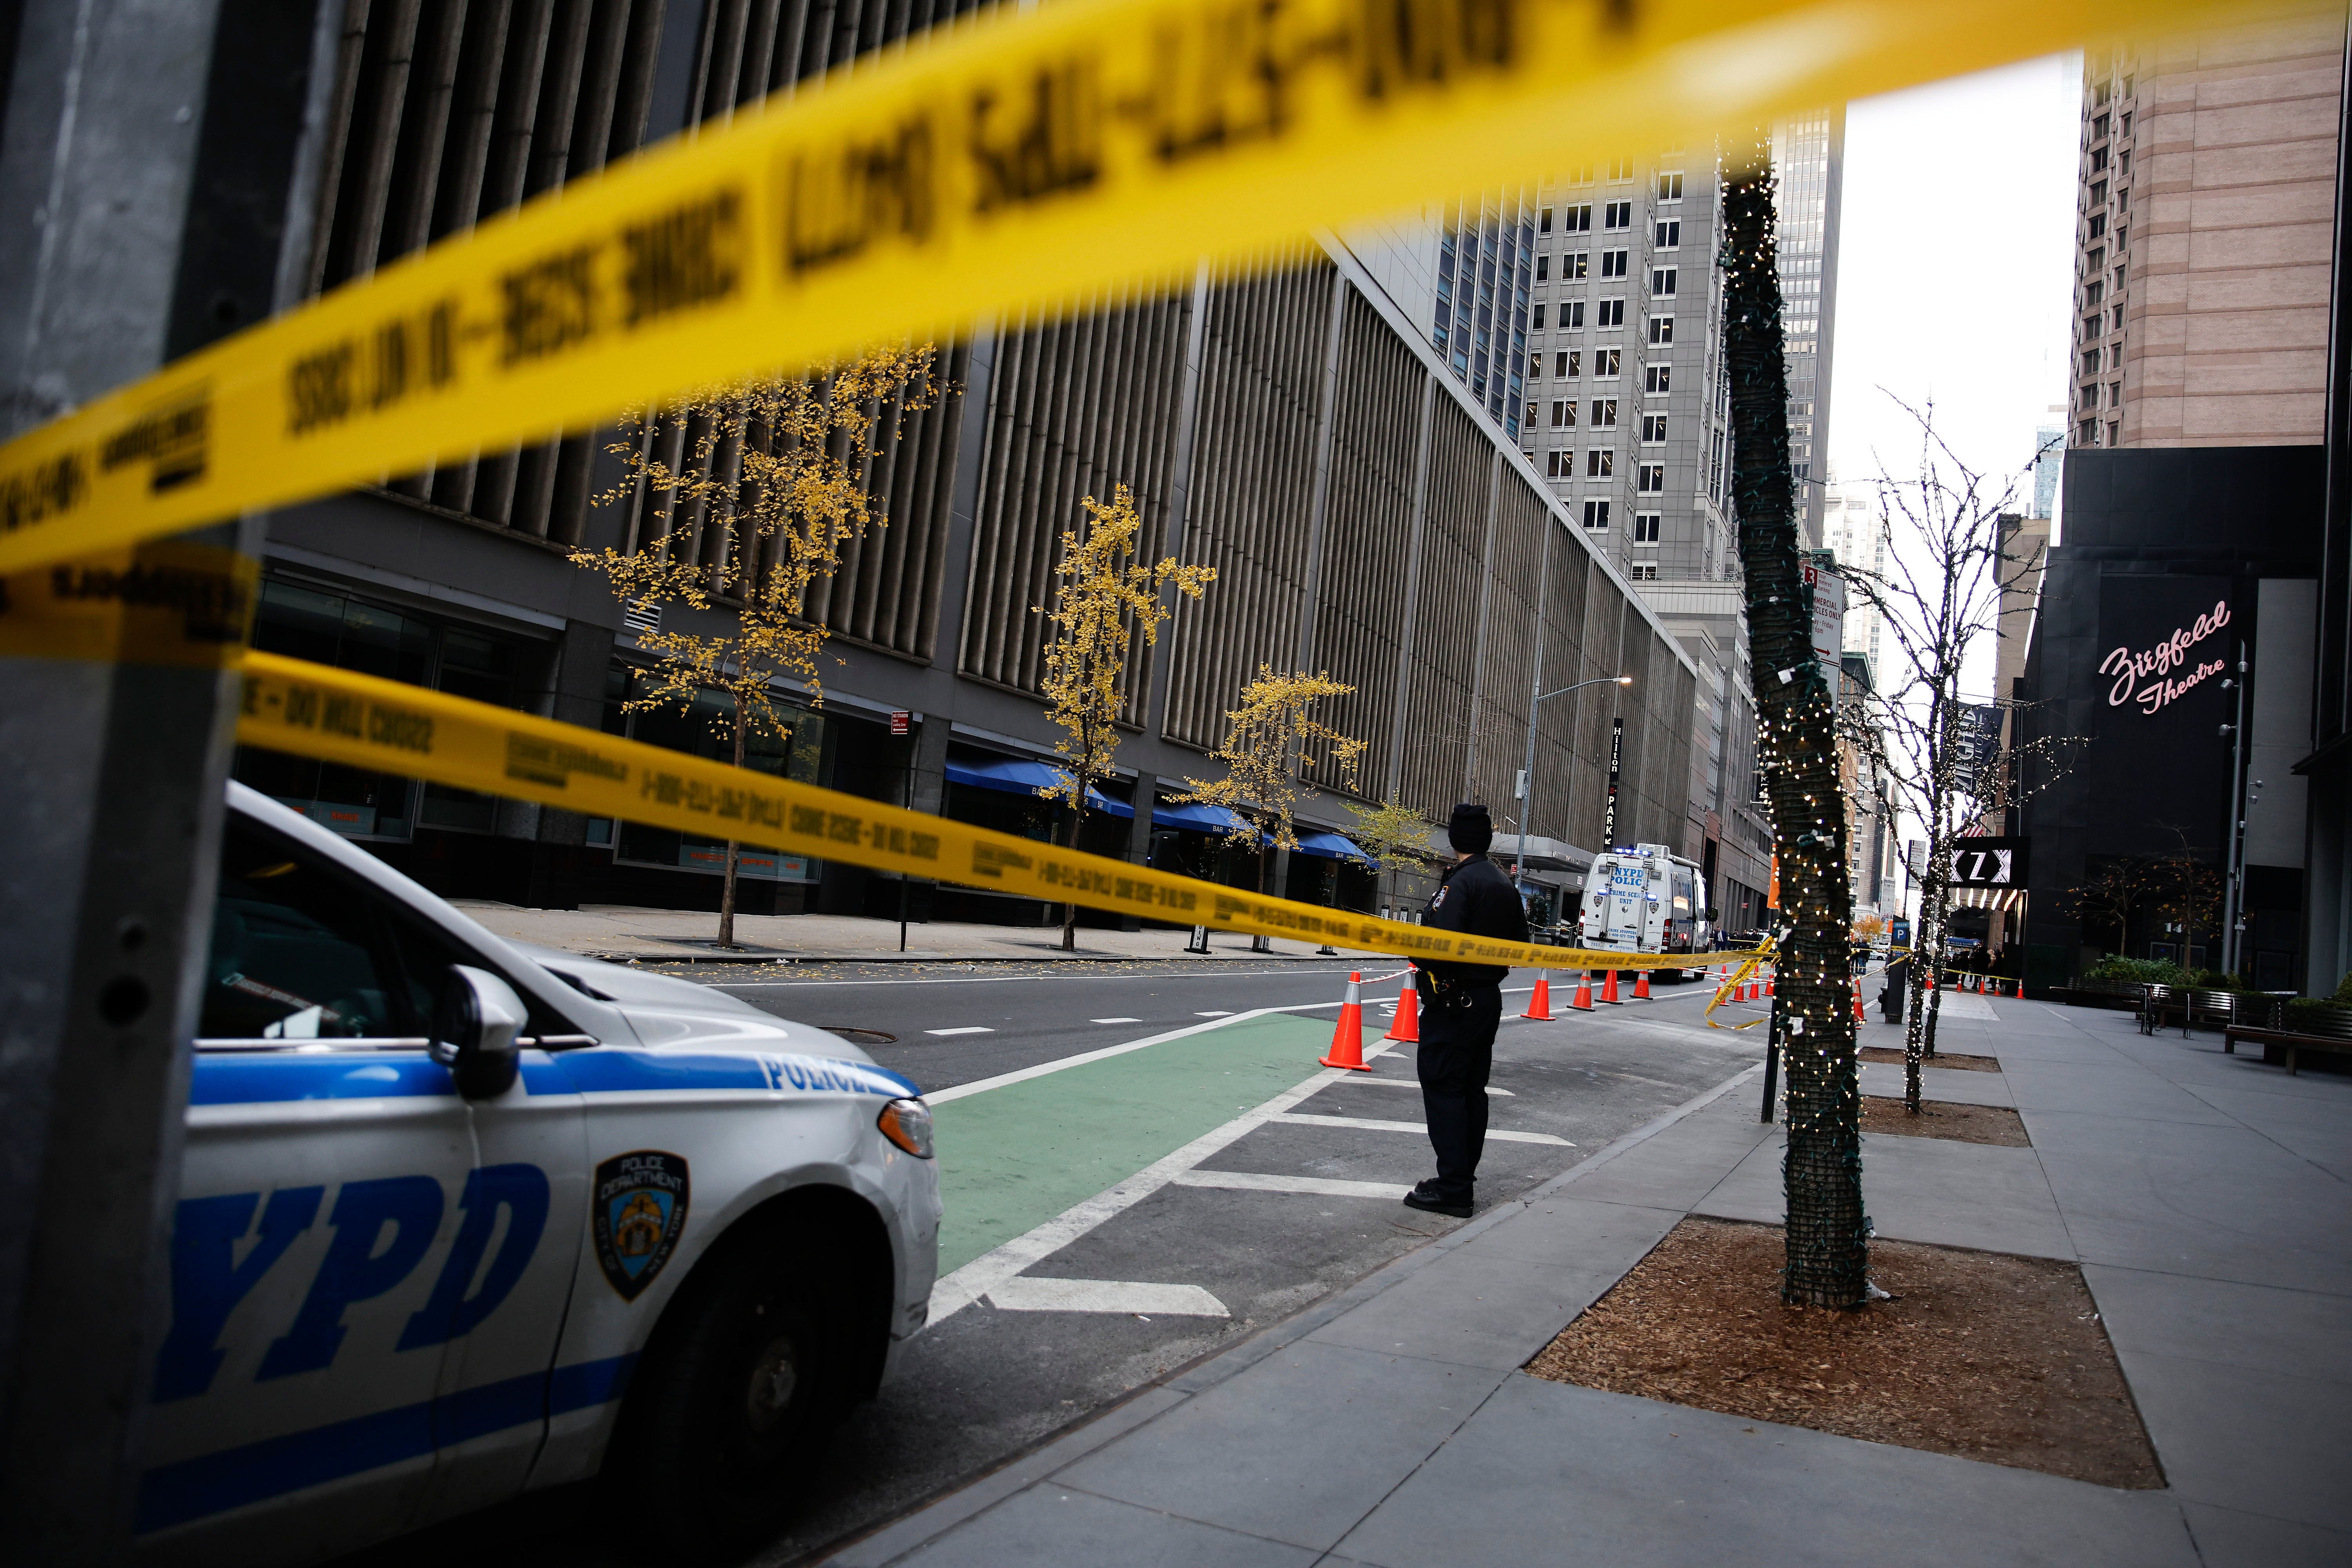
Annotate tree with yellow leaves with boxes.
[574,345,938,948]
[1036,484,1215,951]
[1345,797,1436,919]
[1176,668,1366,949]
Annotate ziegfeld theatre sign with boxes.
[2100,598,2230,717]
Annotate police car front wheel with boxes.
[609,1237,849,1557]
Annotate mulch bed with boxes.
[1860,1045,2001,1073]
[1862,1094,2030,1147]
[1527,1218,2160,1488]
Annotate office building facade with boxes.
[213,0,1703,922]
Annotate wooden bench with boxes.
[2224,1007,2352,1075]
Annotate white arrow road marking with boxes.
[1271,1112,1572,1145]
[926,1026,995,1036]
[984,1278,1229,1317]
[1169,1169,1414,1200]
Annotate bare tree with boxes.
[1834,400,2080,1108]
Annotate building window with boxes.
[2091,112,2110,139]
[1536,255,1549,281]
[1560,203,1592,232]
[1644,364,1670,394]
[2077,417,2096,444]
[2116,187,2129,213]
[1532,303,1545,330]
[1651,267,1677,296]
[1551,399,1574,428]
[1629,564,1657,581]
[1656,171,1683,201]
[2088,212,2107,239]
[1557,350,1579,376]
[1526,401,1539,426]
[1600,249,1629,278]
[2080,348,2100,375]
[2085,246,2104,272]
[1637,463,1665,493]
[2108,381,2122,407]
[2111,303,2125,331]
[2082,312,2103,340]
[1634,512,1661,543]
[1641,414,1667,443]
[1604,200,1633,229]
[2119,150,2131,177]
[2113,263,2126,289]
[1648,315,1674,345]
[1594,347,1620,376]
[1590,398,1617,428]
[2107,419,2119,445]
[1583,499,1610,529]
[1596,299,1624,328]
[1539,206,1553,233]
[2084,281,2104,306]
[1587,449,1614,478]
[1529,352,1543,378]
[2121,110,2132,136]
[1559,300,1586,329]
[2090,179,2107,205]
[1547,451,1575,477]
[1563,251,1588,279]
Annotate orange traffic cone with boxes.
[1320,972,1371,1070]
[1632,969,1652,1000]
[1571,971,1595,1011]
[1765,972,1775,998]
[1523,975,1554,1020]
[1853,986,1867,1023]
[1597,969,1622,1005]
[1384,973,1420,1042]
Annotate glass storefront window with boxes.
[611,673,824,881]
[234,583,433,839]
[418,628,523,833]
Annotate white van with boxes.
[1578,843,1710,958]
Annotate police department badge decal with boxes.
[593,1151,690,1301]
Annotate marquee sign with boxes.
[2099,599,2230,717]
[1948,835,2029,889]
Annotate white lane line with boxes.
[1195,1009,1234,1017]
[1339,1076,1514,1096]
[927,1055,1395,1322]
[1090,1016,1142,1024]
[925,1025,995,1036]
[1169,1169,1414,1201]
[984,1277,1229,1317]
[925,1002,1371,1106]
[1270,1112,1572,1146]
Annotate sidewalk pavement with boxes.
[446,903,1352,964]
[819,995,2352,1566]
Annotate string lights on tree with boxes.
[1722,136,1868,1310]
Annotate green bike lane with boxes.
[928,1011,1336,1276]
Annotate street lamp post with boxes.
[1514,674,1635,900]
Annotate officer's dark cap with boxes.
[1448,803,1493,855]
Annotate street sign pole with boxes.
[0,5,337,1557]
[892,712,913,952]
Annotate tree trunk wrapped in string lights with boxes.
[1722,137,1867,1310]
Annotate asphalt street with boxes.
[328,958,1770,1568]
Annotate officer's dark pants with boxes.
[1417,982,1503,1204]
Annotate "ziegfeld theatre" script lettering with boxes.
[2100,599,2230,716]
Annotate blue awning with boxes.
[1151,800,1255,835]
[945,757,1132,818]
[1294,829,1372,864]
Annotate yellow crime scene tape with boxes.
[0,0,2282,578]
[238,649,1729,974]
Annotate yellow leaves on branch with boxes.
[1344,797,1436,876]
[1176,667,1366,853]
[1034,484,1214,814]
[572,344,939,741]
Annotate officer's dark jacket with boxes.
[1415,855,1530,987]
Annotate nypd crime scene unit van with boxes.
[146,783,943,1565]
[1578,842,1711,968]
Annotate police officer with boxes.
[1405,804,1531,1218]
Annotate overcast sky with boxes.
[1828,54,2080,525]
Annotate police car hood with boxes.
[510,942,877,1063]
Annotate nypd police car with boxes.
[141,783,942,1565]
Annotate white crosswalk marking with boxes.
[1194,1010,1234,1017]
[1342,1076,1514,1096]
[1090,1016,1142,1024]
[1169,1170,1413,1200]
[1270,1112,1572,1145]
[926,1026,994,1036]
[984,1277,1229,1317]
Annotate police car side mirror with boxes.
[430,965,526,1100]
